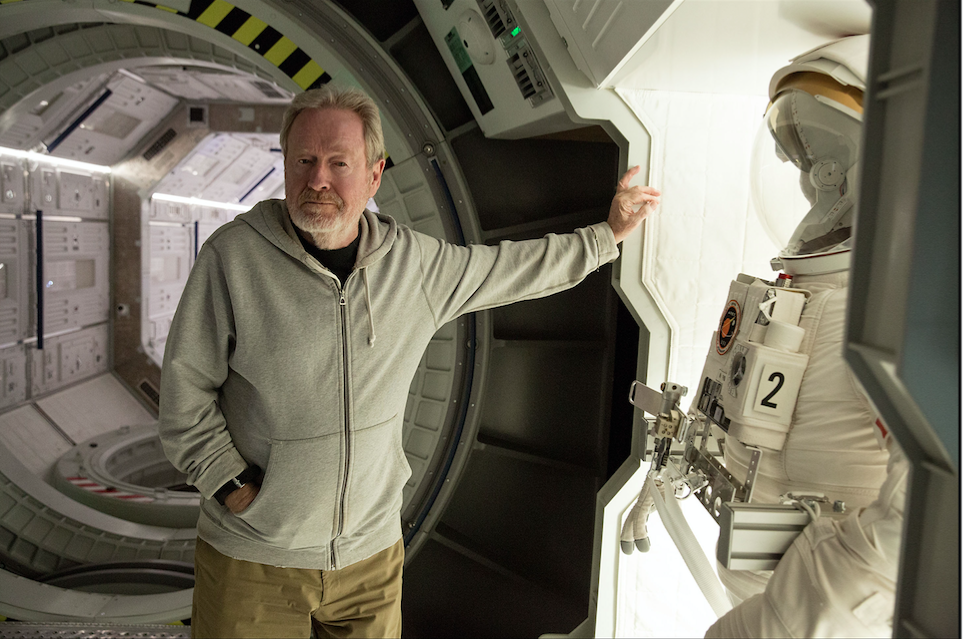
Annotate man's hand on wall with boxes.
[225,482,260,513]
[607,165,661,244]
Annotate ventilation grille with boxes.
[139,379,160,408]
[504,41,553,106]
[252,80,283,99]
[508,52,536,100]
[142,128,176,161]
[478,0,507,37]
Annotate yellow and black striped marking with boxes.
[122,0,333,90]
[7,0,396,167]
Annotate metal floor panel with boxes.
[0,622,189,638]
[0,405,72,481]
[35,374,156,445]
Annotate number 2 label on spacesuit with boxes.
[753,363,803,422]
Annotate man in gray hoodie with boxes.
[159,84,660,638]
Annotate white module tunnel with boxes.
[0,0,956,637]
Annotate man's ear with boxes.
[368,158,386,197]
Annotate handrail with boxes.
[35,209,43,350]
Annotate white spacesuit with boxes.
[622,35,908,638]
[704,35,908,638]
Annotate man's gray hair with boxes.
[280,84,385,168]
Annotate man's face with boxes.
[284,108,384,249]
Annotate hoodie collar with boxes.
[238,200,394,348]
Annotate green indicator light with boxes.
[511,26,521,37]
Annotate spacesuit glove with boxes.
[620,478,664,554]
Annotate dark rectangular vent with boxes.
[508,53,536,100]
[479,0,507,37]
[142,128,176,161]
[252,80,283,99]
[139,379,160,407]
[504,41,553,107]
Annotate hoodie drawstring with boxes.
[362,268,376,347]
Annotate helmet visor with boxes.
[749,108,813,251]
[766,92,814,173]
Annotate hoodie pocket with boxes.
[234,434,342,549]
[340,414,411,538]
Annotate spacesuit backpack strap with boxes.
[696,274,811,451]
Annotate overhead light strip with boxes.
[151,193,251,212]
[149,221,191,227]
[22,214,84,223]
[0,146,112,174]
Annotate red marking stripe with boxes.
[67,476,151,501]
[875,418,888,439]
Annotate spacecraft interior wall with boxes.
[0,150,112,412]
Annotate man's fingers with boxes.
[639,185,661,197]
[608,169,662,243]
[226,483,260,513]
[626,186,661,201]
[617,165,643,190]
[619,186,660,213]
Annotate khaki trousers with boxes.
[191,537,404,638]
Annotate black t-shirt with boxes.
[296,227,360,287]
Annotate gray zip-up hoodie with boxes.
[159,199,619,570]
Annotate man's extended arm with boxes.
[415,166,660,326]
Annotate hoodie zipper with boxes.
[332,285,350,570]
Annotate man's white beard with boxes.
[289,190,358,248]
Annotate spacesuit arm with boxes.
[158,243,248,500]
[413,221,620,327]
[705,436,908,638]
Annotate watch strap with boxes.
[213,464,261,505]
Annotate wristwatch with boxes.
[213,465,261,505]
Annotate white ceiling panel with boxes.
[49,74,179,165]
[153,132,283,204]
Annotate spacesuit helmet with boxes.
[750,35,869,275]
